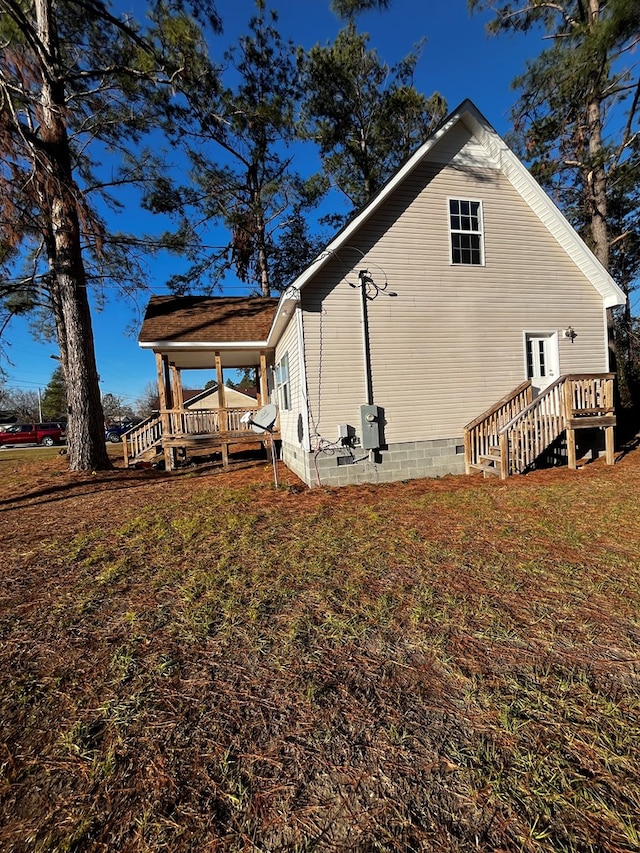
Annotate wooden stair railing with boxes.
[122,414,163,467]
[464,374,616,479]
[463,380,533,475]
[498,377,566,477]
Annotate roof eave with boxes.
[265,286,301,347]
[460,107,626,309]
[139,340,271,351]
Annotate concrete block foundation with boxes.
[281,437,466,488]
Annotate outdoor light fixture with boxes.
[563,326,577,343]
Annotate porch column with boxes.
[215,352,228,467]
[259,352,269,406]
[171,364,184,411]
[155,352,174,471]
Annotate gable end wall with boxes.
[284,129,610,487]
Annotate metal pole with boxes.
[271,435,278,488]
[359,272,374,406]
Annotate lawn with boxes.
[0,445,639,851]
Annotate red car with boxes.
[0,423,66,447]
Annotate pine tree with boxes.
[0,0,221,469]
[469,0,640,396]
[41,366,66,421]
[299,23,447,224]
[148,1,313,296]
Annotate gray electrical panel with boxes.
[359,404,384,450]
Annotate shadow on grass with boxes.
[0,450,271,513]
[615,404,640,461]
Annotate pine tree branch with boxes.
[614,77,640,166]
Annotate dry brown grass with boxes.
[1,443,639,851]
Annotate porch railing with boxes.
[163,406,260,436]
[122,406,271,466]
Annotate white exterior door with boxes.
[525,333,559,394]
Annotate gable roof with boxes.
[139,296,278,345]
[184,385,257,406]
[284,99,625,310]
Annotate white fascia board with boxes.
[463,108,626,309]
[266,286,301,348]
[283,97,624,311]
[139,340,269,350]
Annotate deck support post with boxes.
[563,378,576,470]
[567,428,577,470]
[463,430,472,475]
[605,425,615,465]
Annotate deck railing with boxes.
[164,406,260,436]
[564,373,615,420]
[463,380,533,474]
[122,406,269,466]
[464,374,616,479]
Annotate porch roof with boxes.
[138,295,279,369]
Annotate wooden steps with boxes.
[469,445,502,477]
[464,374,616,479]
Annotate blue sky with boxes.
[3,0,535,407]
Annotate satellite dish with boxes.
[245,404,280,488]
[240,411,252,424]
[250,403,277,434]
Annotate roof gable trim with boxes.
[289,99,625,310]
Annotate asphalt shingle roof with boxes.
[139,296,279,344]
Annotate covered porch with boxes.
[131,296,281,470]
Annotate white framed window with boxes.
[449,199,484,265]
[275,352,291,410]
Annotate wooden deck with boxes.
[122,407,280,470]
[464,374,616,479]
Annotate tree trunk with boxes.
[35,0,110,470]
[586,97,609,270]
[585,0,609,271]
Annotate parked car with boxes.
[0,422,66,447]
[105,422,137,443]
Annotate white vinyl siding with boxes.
[274,312,303,448]
[299,138,609,449]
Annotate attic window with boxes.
[449,199,484,265]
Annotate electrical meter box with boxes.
[359,404,384,450]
